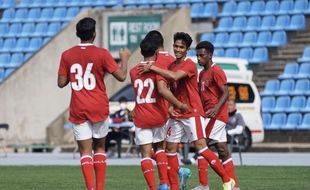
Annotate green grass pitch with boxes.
[0,165,309,190]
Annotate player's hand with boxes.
[137,62,153,74]
[205,108,218,118]
[179,103,189,113]
[128,111,134,121]
[119,48,131,63]
[168,106,180,117]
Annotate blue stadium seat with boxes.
[239,47,253,61]
[5,23,22,38]
[272,15,290,30]
[38,8,54,22]
[191,3,204,19]
[24,52,33,61]
[294,63,310,79]
[8,53,24,68]
[256,31,272,47]
[0,38,16,53]
[290,79,310,95]
[213,33,229,48]
[230,16,247,32]
[301,97,310,113]
[0,53,10,68]
[164,0,176,5]
[93,0,120,7]
[0,68,4,81]
[260,79,280,96]
[26,37,43,52]
[4,68,15,78]
[44,0,60,7]
[20,23,36,37]
[214,48,225,57]
[250,47,269,64]
[278,0,294,15]
[214,17,233,32]
[287,15,306,31]
[17,0,33,8]
[202,2,218,18]
[262,113,272,128]
[64,7,80,21]
[267,113,286,130]
[200,33,215,44]
[0,8,15,23]
[261,96,276,113]
[298,113,310,130]
[283,113,302,130]
[290,0,308,14]
[25,8,41,22]
[268,30,287,47]
[12,37,30,53]
[123,0,136,6]
[225,32,243,48]
[187,49,196,57]
[43,37,51,44]
[298,47,310,63]
[240,32,257,47]
[234,1,251,16]
[278,63,299,79]
[11,8,28,23]
[259,15,276,31]
[248,0,265,16]
[219,1,237,17]
[0,23,9,36]
[51,7,67,22]
[244,16,261,32]
[0,39,3,51]
[224,48,238,58]
[0,0,16,8]
[261,0,280,15]
[287,96,306,112]
[46,22,61,37]
[32,23,48,37]
[274,79,295,96]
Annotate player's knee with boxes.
[217,146,229,159]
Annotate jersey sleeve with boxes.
[213,67,227,87]
[102,50,120,74]
[179,61,196,78]
[58,53,68,76]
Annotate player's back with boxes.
[130,62,169,128]
[157,51,175,69]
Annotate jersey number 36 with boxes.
[70,63,96,91]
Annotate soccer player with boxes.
[130,38,188,190]
[138,32,235,190]
[57,17,130,190]
[195,41,240,190]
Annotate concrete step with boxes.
[249,143,310,152]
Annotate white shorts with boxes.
[165,116,205,143]
[73,119,109,141]
[135,126,166,145]
[204,118,227,144]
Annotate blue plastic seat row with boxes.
[0,37,45,53]
[17,0,119,8]
[219,0,309,17]
[191,2,218,18]
[0,7,80,23]
[262,95,310,114]
[214,15,305,32]
[0,53,32,68]
[298,46,310,63]
[0,0,16,9]
[263,113,310,130]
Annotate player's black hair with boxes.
[140,38,158,58]
[173,32,192,48]
[196,41,214,54]
[76,17,96,41]
[144,30,164,48]
[119,96,128,103]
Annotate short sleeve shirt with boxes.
[58,44,119,124]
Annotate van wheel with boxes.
[232,126,252,152]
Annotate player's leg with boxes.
[92,119,110,190]
[73,121,94,190]
[136,127,157,190]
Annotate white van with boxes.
[109,57,264,151]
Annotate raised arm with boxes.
[112,48,131,81]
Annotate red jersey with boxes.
[130,61,169,128]
[168,58,204,119]
[157,51,175,69]
[199,64,229,123]
[58,44,119,124]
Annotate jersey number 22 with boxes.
[134,78,156,104]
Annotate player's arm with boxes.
[138,63,187,81]
[157,80,188,113]
[57,75,69,88]
[112,48,131,81]
[206,84,229,117]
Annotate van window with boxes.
[228,83,255,103]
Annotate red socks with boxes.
[167,153,180,190]
[223,158,239,187]
[80,154,94,190]
[141,158,156,190]
[199,147,230,183]
[93,152,107,190]
[197,156,209,186]
[155,150,170,185]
